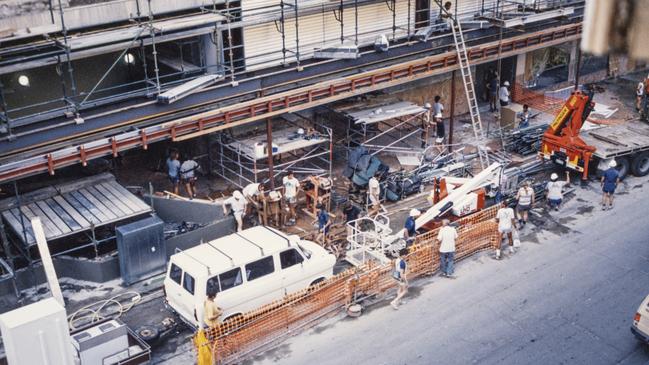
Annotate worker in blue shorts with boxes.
[601,160,620,210]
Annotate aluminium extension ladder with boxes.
[446,13,490,170]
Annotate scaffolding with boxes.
[212,114,333,189]
[343,101,430,156]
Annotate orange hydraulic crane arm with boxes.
[546,91,595,137]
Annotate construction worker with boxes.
[166,149,181,195]
[436,219,458,278]
[282,171,301,226]
[243,182,266,224]
[519,104,530,129]
[601,160,620,210]
[367,174,381,216]
[495,202,517,259]
[390,248,409,310]
[516,180,534,227]
[223,190,246,232]
[203,288,222,329]
[499,81,510,107]
[403,209,421,246]
[314,203,331,246]
[636,81,645,112]
[546,171,570,211]
[179,158,200,199]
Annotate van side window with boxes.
[245,256,275,281]
[206,268,243,294]
[280,249,304,269]
[169,264,182,285]
[183,272,195,295]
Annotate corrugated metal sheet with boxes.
[116,216,165,285]
[0,175,151,246]
[242,1,414,71]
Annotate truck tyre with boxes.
[631,152,649,177]
[615,157,630,180]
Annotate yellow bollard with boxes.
[194,329,213,365]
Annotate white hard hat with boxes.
[409,209,421,217]
[550,173,558,181]
[424,103,432,109]
[609,159,617,168]
[233,190,243,199]
[503,81,510,86]
[297,128,305,135]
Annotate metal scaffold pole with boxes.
[147,0,161,95]
[57,0,78,110]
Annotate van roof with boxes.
[170,226,295,276]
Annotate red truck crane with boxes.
[540,90,649,180]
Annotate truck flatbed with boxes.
[581,120,649,159]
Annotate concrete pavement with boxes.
[246,174,649,365]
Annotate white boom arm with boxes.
[394,162,503,238]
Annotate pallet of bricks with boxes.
[196,206,501,364]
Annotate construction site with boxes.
[0,0,649,364]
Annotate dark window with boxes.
[280,249,304,269]
[169,264,182,284]
[183,272,195,295]
[206,267,243,294]
[245,256,275,281]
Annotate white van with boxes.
[632,294,649,344]
[163,226,336,328]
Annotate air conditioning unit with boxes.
[71,320,129,365]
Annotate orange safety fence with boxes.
[197,205,501,364]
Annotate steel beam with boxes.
[0,23,582,184]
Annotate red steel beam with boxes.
[0,23,582,184]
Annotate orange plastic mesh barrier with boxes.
[197,205,501,364]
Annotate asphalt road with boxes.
[245,174,649,365]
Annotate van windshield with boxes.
[206,267,243,294]
[297,244,312,259]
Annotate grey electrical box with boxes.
[116,216,165,285]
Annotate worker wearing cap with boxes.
[601,160,620,210]
[495,202,517,260]
[403,209,421,246]
[223,190,247,232]
[546,171,570,211]
[243,182,266,224]
[499,81,510,107]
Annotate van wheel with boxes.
[223,314,244,324]
[631,152,649,177]
[614,157,630,180]
[309,278,325,287]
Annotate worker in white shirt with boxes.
[367,174,381,217]
[282,171,301,226]
[546,171,570,211]
[433,95,445,139]
[495,202,517,259]
[515,180,534,227]
[242,182,266,223]
[499,81,510,107]
[179,159,200,199]
[222,190,246,232]
[436,219,458,278]
[636,81,645,112]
